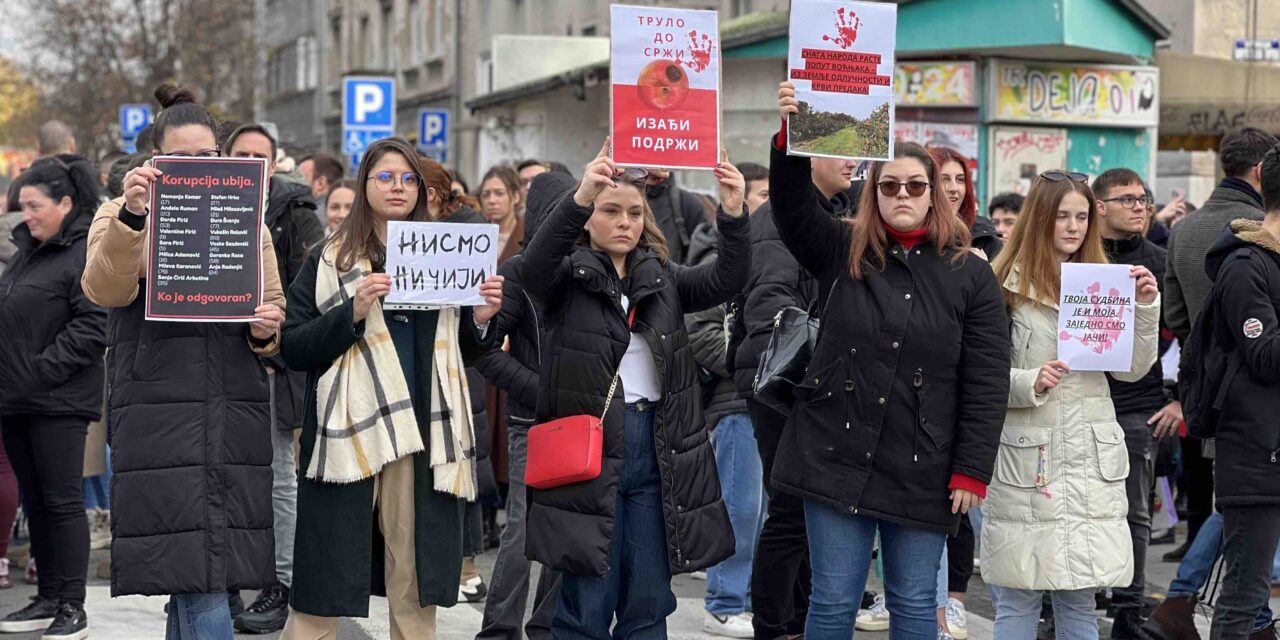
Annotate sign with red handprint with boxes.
[1057,263,1138,372]
[787,0,897,161]
[610,5,720,170]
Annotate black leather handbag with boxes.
[752,279,838,416]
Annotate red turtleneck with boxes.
[882,221,929,250]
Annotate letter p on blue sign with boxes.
[119,104,151,138]
[343,77,396,130]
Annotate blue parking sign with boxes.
[419,110,448,148]
[343,77,396,131]
[119,104,151,138]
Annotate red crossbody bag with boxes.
[525,307,636,490]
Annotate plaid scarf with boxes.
[309,245,476,499]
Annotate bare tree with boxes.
[6,0,256,160]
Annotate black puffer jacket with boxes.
[768,144,1010,535]
[971,216,1004,261]
[730,194,852,398]
[685,221,746,429]
[474,173,577,425]
[522,193,750,576]
[1204,219,1280,506]
[1104,234,1169,415]
[646,178,707,265]
[0,210,106,419]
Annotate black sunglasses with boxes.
[877,180,930,198]
[1040,171,1088,183]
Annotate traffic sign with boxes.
[123,137,138,154]
[119,104,152,138]
[343,77,396,131]
[418,109,449,165]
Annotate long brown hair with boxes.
[847,142,971,279]
[579,177,670,265]
[331,137,431,272]
[992,174,1108,308]
[928,146,977,226]
[418,155,476,216]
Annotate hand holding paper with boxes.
[714,149,746,217]
[777,81,799,120]
[472,275,505,326]
[353,273,392,323]
[575,138,621,207]
[123,163,162,214]
[1132,265,1158,304]
[250,304,284,341]
[1034,360,1070,395]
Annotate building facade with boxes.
[259,0,327,152]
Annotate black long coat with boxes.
[281,247,496,616]
[521,193,750,576]
[768,145,1010,535]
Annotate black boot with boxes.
[1110,607,1146,640]
[228,590,246,618]
[40,602,87,640]
[0,596,60,633]
[234,583,290,634]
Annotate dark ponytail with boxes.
[18,157,102,221]
[150,83,217,152]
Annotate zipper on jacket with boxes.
[638,321,684,569]
[912,369,924,463]
[522,289,542,366]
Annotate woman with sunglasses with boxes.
[771,82,1011,640]
[521,139,748,638]
[280,137,502,639]
[984,171,1159,639]
[82,84,286,640]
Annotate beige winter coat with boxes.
[980,267,1159,591]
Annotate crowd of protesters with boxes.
[0,77,1278,640]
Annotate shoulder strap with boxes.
[667,183,690,251]
[601,307,639,415]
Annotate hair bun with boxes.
[154,83,196,109]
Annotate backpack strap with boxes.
[667,182,691,255]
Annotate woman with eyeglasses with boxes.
[770,82,1011,640]
[983,171,1159,639]
[82,84,286,640]
[520,138,748,638]
[280,137,502,639]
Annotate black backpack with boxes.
[1178,288,1242,439]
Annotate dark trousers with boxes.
[946,513,975,593]
[1210,505,1280,639]
[748,399,810,639]
[1113,411,1155,610]
[553,403,675,640]
[1182,436,1215,543]
[1,414,89,604]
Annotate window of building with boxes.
[296,35,318,91]
[359,15,371,68]
[409,0,423,62]
[430,0,446,59]
[477,50,493,95]
[330,15,343,81]
[734,0,753,15]
[382,3,394,70]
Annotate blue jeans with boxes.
[165,593,233,640]
[804,500,946,640]
[553,402,676,639]
[706,413,764,617]
[1168,510,1275,631]
[990,586,1098,639]
[82,447,110,510]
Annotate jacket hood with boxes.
[266,176,315,225]
[1206,218,1280,282]
[524,172,577,245]
[686,221,718,267]
[971,215,998,241]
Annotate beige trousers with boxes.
[281,455,436,640]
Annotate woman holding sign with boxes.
[520,139,749,638]
[279,137,503,639]
[984,172,1159,638]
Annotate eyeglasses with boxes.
[1101,194,1155,209]
[1040,171,1088,183]
[165,149,221,158]
[877,180,930,198]
[368,171,421,191]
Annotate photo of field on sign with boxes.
[786,0,897,161]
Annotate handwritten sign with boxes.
[610,5,720,170]
[786,0,897,161]
[146,157,266,322]
[1057,263,1136,372]
[989,60,1159,128]
[384,221,498,309]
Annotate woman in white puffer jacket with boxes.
[982,172,1160,639]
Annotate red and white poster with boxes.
[787,0,897,161]
[610,5,720,171]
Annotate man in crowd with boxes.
[516,159,549,204]
[1092,168,1177,639]
[302,153,344,226]
[1146,126,1280,640]
[223,123,325,634]
[646,169,718,264]
[988,192,1024,240]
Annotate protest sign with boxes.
[787,0,897,161]
[1057,263,1137,372]
[384,221,498,309]
[610,4,720,170]
[146,157,266,322]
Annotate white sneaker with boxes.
[938,631,954,640]
[690,570,707,580]
[855,593,891,631]
[945,598,968,640]
[88,509,112,550]
[458,576,487,603]
[702,611,753,639]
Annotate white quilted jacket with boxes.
[980,270,1160,591]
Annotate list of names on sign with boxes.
[146,157,266,321]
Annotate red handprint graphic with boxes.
[822,7,862,50]
[685,30,714,73]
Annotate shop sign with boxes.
[1159,103,1280,136]
[894,61,976,107]
[989,60,1159,128]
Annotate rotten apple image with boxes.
[636,59,690,110]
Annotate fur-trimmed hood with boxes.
[1206,218,1280,282]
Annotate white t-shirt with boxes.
[619,295,663,403]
